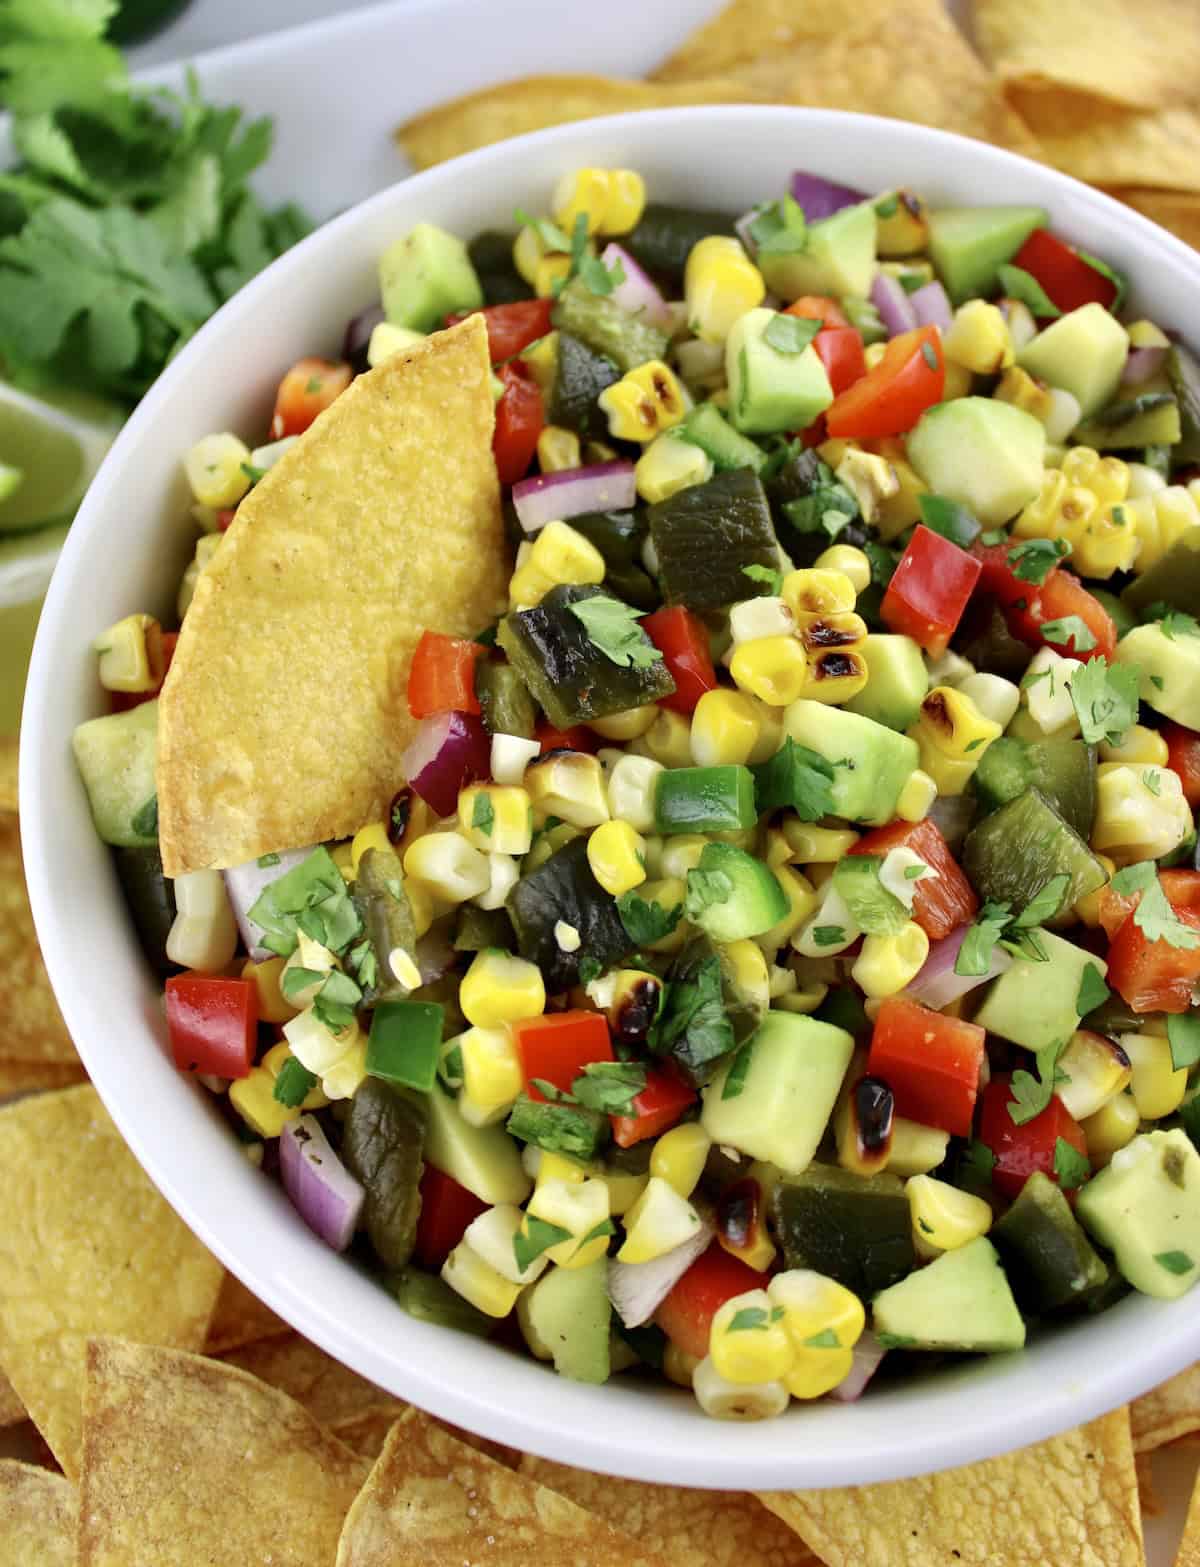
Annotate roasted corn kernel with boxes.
[730,636,810,706]
[605,753,664,832]
[525,751,611,828]
[457,784,535,856]
[684,236,765,344]
[729,595,795,645]
[1013,447,1139,578]
[756,865,819,952]
[908,686,1002,795]
[813,544,871,595]
[780,820,860,862]
[894,768,938,823]
[551,167,612,235]
[1122,1031,1188,1121]
[1092,763,1192,865]
[166,869,239,973]
[403,830,491,903]
[957,672,1021,732]
[995,365,1054,425]
[349,821,392,874]
[852,921,930,999]
[1122,483,1200,574]
[1055,1030,1132,1123]
[1100,725,1170,767]
[534,253,572,299]
[590,705,658,742]
[942,299,1014,375]
[869,439,925,538]
[834,448,900,525]
[907,1174,992,1255]
[459,1025,525,1127]
[598,360,689,443]
[690,688,763,767]
[459,949,545,1029]
[886,1118,950,1177]
[587,818,647,896]
[526,1175,611,1267]
[321,1033,368,1100]
[184,431,252,509]
[536,424,580,474]
[635,430,713,503]
[650,1123,712,1199]
[709,1287,795,1384]
[527,519,607,591]
[691,1356,789,1419]
[463,1203,550,1285]
[781,567,857,620]
[442,1240,523,1317]
[618,1174,704,1264]
[94,613,162,693]
[229,1068,300,1139]
[1082,1091,1140,1166]
[768,1269,864,1400]
[633,709,694,769]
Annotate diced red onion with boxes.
[416,924,458,985]
[906,924,1013,1011]
[870,270,918,338]
[400,710,490,818]
[603,243,672,330]
[342,301,384,372]
[1121,345,1168,386]
[607,1214,715,1328]
[828,1331,887,1402]
[512,461,637,535]
[909,280,953,333]
[789,171,867,222]
[224,846,316,961]
[280,1115,364,1252]
[928,792,975,852]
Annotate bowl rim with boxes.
[20,103,1200,1491]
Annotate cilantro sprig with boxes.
[568,594,663,670]
[1069,655,1141,747]
[1008,536,1070,585]
[1008,1037,1071,1126]
[1110,861,1200,951]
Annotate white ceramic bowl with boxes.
[21,107,1200,1490]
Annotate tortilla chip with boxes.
[0,1085,223,1477]
[77,1337,368,1566]
[1134,1450,1161,1517]
[334,1406,519,1466]
[0,737,16,811]
[0,814,78,1066]
[759,1409,1144,1567]
[1132,1363,1200,1452]
[335,1406,672,1567]
[157,315,509,876]
[202,1270,289,1353]
[0,1366,24,1425]
[0,1459,75,1566]
[221,1332,405,1429]
[1111,188,1200,253]
[650,0,912,81]
[521,1455,820,1567]
[1009,89,1200,193]
[0,1058,86,1094]
[974,0,1200,112]
[1180,1459,1200,1567]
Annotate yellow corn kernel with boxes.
[507,559,555,611]
[536,425,580,474]
[1122,1032,1188,1121]
[527,1175,611,1266]
[242,957,299,1025]
[908,686,1001,796]
[942,300,1014,375]
[1125,484,1200,574]
[551,167,612,235]
[813,544,871,596]
[513,223,547,284]
[746,698,784,765]
[229,1069,298,1139]
[634,708,694,770]
[442,1241,523,1317]
[535,1150,589,1188]
[834,449,900,526]
[851,921,930,1000]
[777,977,829,1015]
[724,938,771,1012]
[458,1026,524,1127]
[892,768,937,824]
[756,865,819,952]
[659,834,709,879]
[635,430,713,503]
[184,431,252,509]
[863,342,886,372]
[457,784,534,856]
[794,611,869,658]
[350,821,393,874]
[720,1224,778,1274]
[523,821,579,874]
[1061,445,1132,506]
[587,819,647,897]
[459,949,545,1029]
[619,1174,704,1263]
[520,330,558,401]
[768,1268,863,1399]
[526,751,611,828]
[709,1288,795,1384]
[781,567,856,619]
[684,236,765,344]
[1092,763,1192,864]
[1100,725,1170,767]
[405,877,434,938]
[93,613,162,693]
[995,364,1054,424]
[1082,1091,1141,1166]
[866,439,925,539]
[1074,854,1116,928]
[403,830,491,903]
[638,877,690,954]
[1055,1030,1132,1123]
[534,253,572,298]
[650,1123,711,1199]
[598,360,689,444]
[664,1343,700,1388]
[690,688,762,767]
[328,839,355,881]
[319,1032,367,1100]
[600,169,646,234]
[941,360,973,401]
[261,1041,328,1107]
[590,704,658,742]
[781,821,859,862]
[906,1174,992,1255]
[528,518,607,589]
[800,649,871,707]
[886,1119,950,1177]
[730,635,810,707]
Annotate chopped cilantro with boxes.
[1143,768,1162,797]
[513,1215,573,1274]
[1150,674,1165,691]
[568,594,663,670]
[130,794,158,839]
[1167,1013,1200,1072]
[813,925,847,947]
[1053,1137,1090,1191]
[747,194,807,256]
[803,1328,842,1348]
[1077,251,1127,313]
[311,968,363,1034]
[954,901,1012,977]
[875,1332,916,1350]
[742,562,785,595]
[751,737,836,820]
[566,211,626,297]
[240,461,267,484]
[272,1056,318,1107]
[721,1039,755,1101]
[1075,963,1111,1018]
[920,341,939,372]
[257,851,281,868]
[1154,1250,1194,1277]
[1069,655,1141,747]
[864,540,897,588]
[1039,614,1097,653]
[980,528,1008,546]
[280,965,325,1003]
[685,867,734,922]
[1007,1037,1071,1126]
[513,207,570,252]
[570,1060,646,1116]
[996,263,1061,319]
[1008,536,1070,585]
[904,863,926,880]
[248,846,362,958]
[763,312,821,356]
[471,792,495,837]
[578,955,603,986]
[1161,611,1200,641]
[1110,861,1200,951]
[960,1140,996,1190]
[439,1042,464,1087]
[874,195,900,219]
[575,1218,618,1254]
[1014,874,1071,930]
[617,891,682,947]
[657,953,732,1078]
[727,1306,773,1333]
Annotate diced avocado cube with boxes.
[424,1083,531,1206]
[927,205,1046,304]
[685,842,788,942]
[991,1170,1109,1314]
[783,701,919,825]
[701,1011,854,1174]
[758,198,878,301]
[973,930,1106,1054]
[725,308,833,436]
[907,397,1045,528]
[843,634,928,732]
[770,1164,915,1299]
[521,1257,611,1383]
[1076,1130,1200,1300]
[872,1236,1026,1353]
[71,699,159,848]
[1018,303,1129,420]
[1115,621,1200,727]
[379,223,483,333]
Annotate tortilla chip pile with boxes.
[396,0,1200,258]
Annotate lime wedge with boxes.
[0,522,71,737]
[0,381,120,536]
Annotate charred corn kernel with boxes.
[708,1288,795,1383]
[94,613,161,692]
[261,1042,327,1107]
[442,1240,523,1317]
[906,1175,992,1254]
[536,425,580,473]
[941,360,973,401]
[490,734,540,788]
[459,1026,525,1127]
[1074,853,1116,929]
[321,1032,368,1100]
[534,253,572,298]
[659,834,709,879]
[781,820,859,861]
[177,531,222,617]
[350,821,393,873]
[731,636,810,706]
[457,784,534,856]
[720,1222,778,1273]
[957,673,1021,732]
[603,169,646,234]
[894,768,938,823]
[684,236,765,344]
[724,937,771,1012]
[813,544,871,596]
[598,360,688,444]
[690,688,763,766]
[1122,1032,1188,1120]
[995,365,1054,425]
[794,611,869,659]
[650,1123,712,1199]
[590,705,658,742]
[464,1204,550,1285]
[635,430,713,503]
[474,852,520,913]
[1124,484,1200,573]
[459,949,545,1029]
[526,751,611,828]
[528,519,607,589]
[729,595,795,645]
[1092,763,1192,864]
[242,957,299,1024]
[606,753,663,833]
[184,432,252,508]
[852,921,930,1000]
[798,649,869,706]
[1100,725,1170,767]
[1055,1030,1132,1123]
[619,1175,704,1264]
[757,865,819,952]
[166,869,239,973]
[834,449,899,525]
[551,167,612,235]
[229,1069,299,1138]
[886,1118,950,1177]
[768,1269,862,1399]
[782,567,856,619]
[587,819,647,896]
[908,686,1002,796]
[1082,1091,1140,1166]
[664,1343,700,1388]
[404,876,434,938]
[875,189,929,255]
[1015,448,1139,578]
[692,1356,789,1419]
[403,830,491,902]
[634,709,693,770]
[869,439,925,539]
[942,300,1014,375]
[527,1175,611,1267]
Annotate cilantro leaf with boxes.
[1077,251,1127,313]
[617,892,682,947]
[568,594,663,670]
[727,1306,772,1332]
[272,1055,317,1108]
[1167,1014,1200,1073]
[471,792,495,837]
[747,194,807,256]
[1110,861,1200,951]
[513,1215,572,1275]
[570,1060,646,1116]
[960,1140,995,1191]
[875,1332,916,1350]
[1039,614,1097,653]
[996,263,1061,319]
[311,968,363,1034]
[784,480,858,539]
[742,562,785,595]
[657,952,733,1080]
[803,1327,841,1348]
[1014,873,1071,930]
[1008,536,1070,584]
[130,793,158,839]
[1154,1250,1195,1277]
[684,867,734,922]
[954,901,1012,977]
[1161,611,1200,641]
[1069,655,1141,747]
[763,313,821,356]
[1053,1136,1090,1191]
[1008,1038,1071,1126]
[721,1039,755,1100]
[578,955,603,986]
[513,207,570,252]
[813,925,847,947]
[1076,963,1111,1018]
[751,737,836,820]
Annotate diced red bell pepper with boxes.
[825,324,944,440]
[109,631,178,714]
[866,995,985,1138]
[848,818,978,940]
[610,1065,697,1147]
[979,1074,1088,1202]
[1105,869,1200,1014]
[165,973,258,1079]
[653,1242,765,1360]
[406,629,484,719]
[881,524,981,658]
[970,540,1033,610]
[1165,722,1200,808]
[514,1010,614,1100]
[1006,567,1117,663]
[640,606,718,714]
[216,508,238,532]
[1011,229,1119,317]
[413,1165,488,1269]
[447,299,554,363]
[270,357,353,440]
[536,720,600,754]
[492,361,544,485]
[785,295,851,328]
[813,326,867,397]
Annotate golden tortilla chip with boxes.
[202,1269,289,1353]
[334,1406,519,1467]
[650,0,905,81]
[157,315,509,876]
[221,1331,405,1429]
[1180,1459,1200,1567]
[0,737,16,811]
[0,1058,86,1094]
[0,1366,25,1425]
[1134,1450,1161,1517]
[1132,1363,1200,1452]
[1009,89,1200,193]
[0,1085,223,1477]
[335,1406,672,1567]
[77,1337,368,1566]
[0,814,78,1066]
[521,1454,820,1567]
[759,1409,1144,1567]
[1112,188,1200,253]
[0,1459,75,1567]
[974,0,1200,112]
